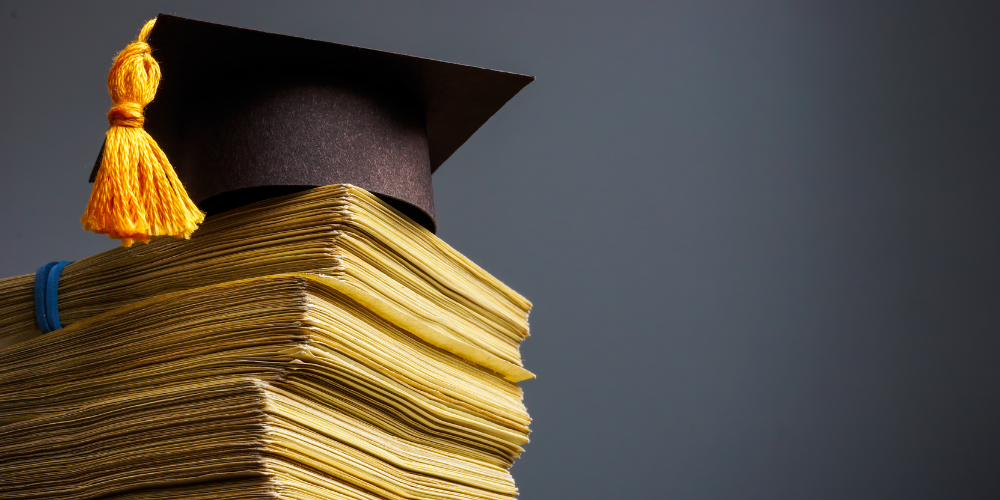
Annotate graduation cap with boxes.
[83,15,533,245]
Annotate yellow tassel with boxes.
[81,19,204,248]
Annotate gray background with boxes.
[2,1,999,498]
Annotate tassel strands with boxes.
[81,18,204,247]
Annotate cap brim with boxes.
[147,14,534,172]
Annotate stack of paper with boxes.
[0,187,532,499]
[0,185,531,372]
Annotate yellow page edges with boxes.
[24,273,534,383]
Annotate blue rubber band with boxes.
[34,262,57,333]
[44,261,73,332]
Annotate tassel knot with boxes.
[107,103,144,128]
[81,18,204,248]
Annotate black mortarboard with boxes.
[90,14,533,232]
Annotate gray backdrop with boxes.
[2,1,998,498]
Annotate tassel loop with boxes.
[107,21,158,108]
[81,18,204,248]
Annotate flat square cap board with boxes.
[90,14,534,232]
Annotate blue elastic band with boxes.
[34,260,73,333]
[34,262,57,333]
[45,261,72,332]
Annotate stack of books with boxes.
[0,186,532,499]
